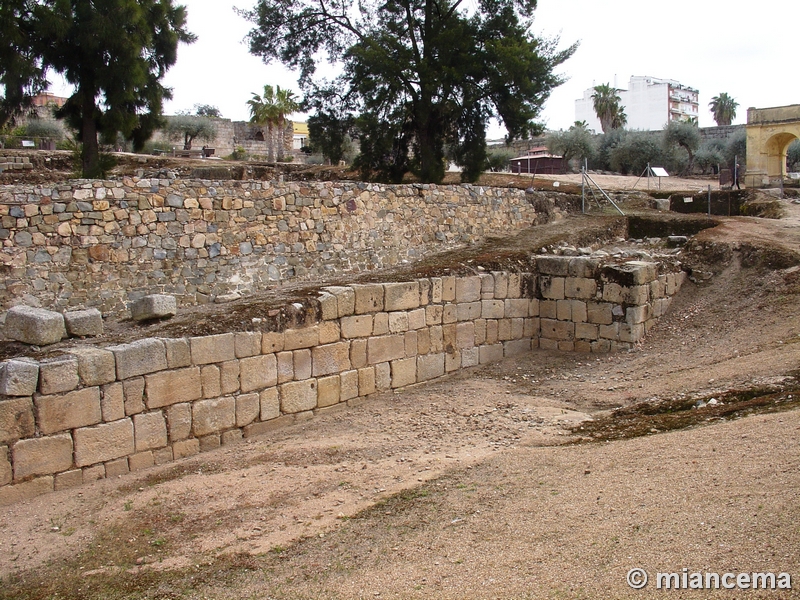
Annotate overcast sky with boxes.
[53,0,799,136]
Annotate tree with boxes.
[787,139,800,172]
[547,121,594,171]
[663,120,700,175]
[164,112,217,150]
[241,0,575,183]
[30,0,195,176]
[709,93,738,126]
[248,84,299,162]
[307,110,355,165]
[591,84,627,134]
[0,0,47,130]
[194,104,222,118]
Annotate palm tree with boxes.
[708,93,738,126]
[591,83,626,134]
[273,87,299,161]
[247,85,300,162]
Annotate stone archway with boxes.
[745,104,800,187]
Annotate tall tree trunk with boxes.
[267,122,274,162]
[276,117,284,162]
[80,86,100,178]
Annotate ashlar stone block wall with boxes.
[0,179,539,316]
[0,258,685,505]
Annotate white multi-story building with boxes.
[574,76,699,132]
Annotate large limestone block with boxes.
[133,412,168,451]
[367,335,406,365]
[564,277,598,300]
[192,397,236,436]
[63,308,104,337]
[0,446,11,486]
[35,387,102,435]
[190,333,235,365]
[341,315,373,339]
[73,419,134,467]
[130,294,177,321]
[540,318,575,341]
[144,366,202,408]
[352,284,384,314]
[321,286,355,318]
[0,476,53,507]
[390,357,417,388]
[455,276,482,303]
[38,356,79,395]
[0,397,35,445]
[280,380,317,413]
[539,276,566,300]
[236,393,260,427]
[239,355,277,393]
[535,255,571,276]
[417,353,445,382]
[12,434,73,479]
[108,338,167,380]
[384,282,420,311]
[4,305,66,346]
[284,326,319,351]
[317,375,341,408]
[70,348,116,386]
[0,359,39,397]
[312,342,351,377]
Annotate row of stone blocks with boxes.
[0,261,685,504]
[0,157,32,172]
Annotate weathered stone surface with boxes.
[384,282,420,311]
[63,308,103,337]
[280,380,317,413]
[73,419,134,467]
[321,286,355,317]
[220,360,240,394]
[190,333,235,365]
[105,457,129,477]
[130,294,177,321]
[192,397,236,436]
[318,291,338,321]
[540,318,575,341]
[367,335,406,365]
[163,338,191,368]
[341,315,372,338]
[234,332,262,358]
[481,300,505,320]
[35,387,102,435]
[4,305,66,345]
[293,349,312,380]
[38,356,79,395]
[166,402,192,442]
[0,359,39,397]
[317,375,340,408]
[536,255,571,276]
[236,393,260,427]
[133,412,168,451]
[144,366,202,408]
[260,388,280,421]
[54,469,83,490]
[100,382,125,422]
[123,377,145,415]
[455,276,482,303]
[173,438,199,459]
[479,343,504,364]
[128,451,155,472]
[340,370,359,401]
[0,446,11,485]
[284,326,319,351]
[201,364,221,398]
[504,298,531,318]
[312,342,351,377]
[261,332,285,354]
[240,354,277,393]
[390,357,417,388]
[12,434,73,479]
[540,276,566,300]
[417,353,445,382]
[70,348,116,386]
[358,367,376,396]
[352,283,384,314]
[109,338,167,380]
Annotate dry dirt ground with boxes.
[2,180,800,599]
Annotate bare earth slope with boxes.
[2,195,800,599]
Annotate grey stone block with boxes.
[4,305,66,346]
[129,294,177,321]
[0,359,39,396]
[64,308,104,337]
[69,348,117,386]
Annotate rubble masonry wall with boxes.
[0,179,539,316]
[0,260,686,505]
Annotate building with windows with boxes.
[575,76,699,132]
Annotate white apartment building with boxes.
[575,76,699,132]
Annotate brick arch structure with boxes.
[745,104,800,188]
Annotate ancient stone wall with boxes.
[0,179,539,316]
[0,260,685,505]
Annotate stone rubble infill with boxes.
[0,261,686,506]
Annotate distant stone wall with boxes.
[0,179,540,317]
[0,260,685,505]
